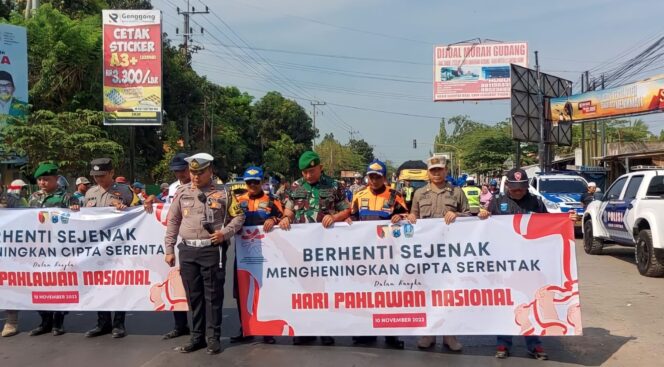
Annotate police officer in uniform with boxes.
[144,153,191,340]
[478,168,578,360]
[230,166,283,345]
[462,177,481,215]
[27,163,80,336]
[83,158,134,339]
[408,156,468,352]
[348,159,407,349]
[164,153,245,355]
[280,150,351,346]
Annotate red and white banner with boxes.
[0,207,185,311]
[236,214,582,336]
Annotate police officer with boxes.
[230,166,283,345]
[407,155,468,352]
[164,153,245,355]
[462,177,481,215]
[144,153,191,340]
[478,168,578,360]
[348,159,407,349]
[280,150,351,346]
[28,163,80,336]
[83,158,134,339]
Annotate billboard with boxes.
[549,75,664,122]
[434,42,528,101]
[0,24,28,128]
[102,10,162,125]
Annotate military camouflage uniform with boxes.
[28,189,74,208]
[285,174,350,223]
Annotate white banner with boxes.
[0,207,186,311]
[236,214,582,336]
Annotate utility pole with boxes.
[535,51,547,173]
[310,101,326,149]
[176,1,208,149]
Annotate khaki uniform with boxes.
[164,181,245,344]
[83,182,133,332]
[411,182,470,219]
[84,183,134,207]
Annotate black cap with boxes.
[505,168,529,189]
[90,158,113,176]
[169,153,189,171]
[0,70,13,84]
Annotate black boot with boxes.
[29,312,53,336]
[52,312,66,336]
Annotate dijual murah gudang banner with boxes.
[0,207,186,311]
[550,75,664,122]
[236,215,582,336]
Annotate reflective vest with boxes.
[462,186,481,208]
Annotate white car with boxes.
[582,170,664,277]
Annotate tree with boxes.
[317,133,363,177]
[1,110,124,178]
[433,117,449,150]
[348,138,374,167]
[263,134,301,178]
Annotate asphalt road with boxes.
[1,239,662,367]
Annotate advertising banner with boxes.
[102,10,162,125]
[549,75,664,122]
[0,24,28,127]
[236,214,582,336]
[434,42,528,101]
[0,207,185,311]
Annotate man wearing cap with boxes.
[1,179,29,338]
[132,181,148,204]
[478,167,578,360]
[144,152,191,340]
[164,153,245,355]
[581,182,598,209]
[462,178,481,215]
[349,173,365,194]
[0,70,28,126]
[73,177,91,205]
[157,183,170,201]
[27,163,80,337]
[408,155,468,352]
[347,159,407,349]
[230,166,283,345]
[280,150,351,346]
[84,158,134,339]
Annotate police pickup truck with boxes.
[582,169,664,277]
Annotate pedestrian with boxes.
[73,177,91,205]
[407,155,468,352]
[349,173,365,194]
[132,181,148,203]
[275,179,290,202]
[489,179,499,196]
[27,163,80,336]
[581,182,597,209]
[230,166,283,345]
[347,159,406,349]
[156,182,170,202]
[478,167,578,360]
[83,158,134,339]
[164,153,245,355]
[144,152,191,340]
[480,183,493,209]
[1,179,29,338]
[280,150,351,346]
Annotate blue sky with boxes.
[152,0,664,164]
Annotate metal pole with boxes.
[129,126,136,182]
[515,143,521,169]
[310,101,326,150]
[535,51,546,173]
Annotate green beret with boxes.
[34,163,59,179]
[298,151,321,170]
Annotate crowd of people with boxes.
[0,150,577,359]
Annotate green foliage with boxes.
[317,133,365,177]
[348,138,374,168]
[1,110,123,177]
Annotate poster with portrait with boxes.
[0,23,28,127]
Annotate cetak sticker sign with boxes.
[103,10,162,125]
[433,42,528,101]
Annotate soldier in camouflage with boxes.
[280,151,350,346]
[27,163,80,337]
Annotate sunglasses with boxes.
[246,180,261,186]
